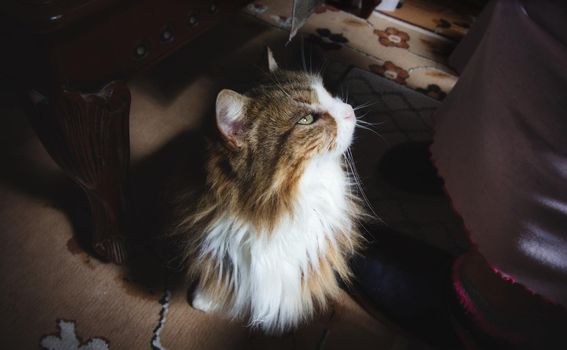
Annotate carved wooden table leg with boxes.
[26,82,130,264]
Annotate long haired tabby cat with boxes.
[171,49,366,334]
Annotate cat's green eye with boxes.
[297,114,315,125]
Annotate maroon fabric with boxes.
[431,0,567,306]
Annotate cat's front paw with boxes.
[191,289,219,313]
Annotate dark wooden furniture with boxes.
[1,0,247,263]
[328,0,381,18]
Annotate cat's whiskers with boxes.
[353,100,380,111]
[356,119,383,127]
[300,37,308,73]
[354,123,389,147]
[355,123,378,134]
[344,149,380,222]
[317,57,328,77]
[357,113,370,121]
[269,74,293,99]
[337,85,351,104]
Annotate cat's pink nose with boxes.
[343,107,355,120]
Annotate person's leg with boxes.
[453,251,567,349]
[521,0,567,46]
[431,0,567,306]
[351,228,567,349]
[350,226,459,348]
[353,1,567,347]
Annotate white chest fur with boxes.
[193,155,354,333]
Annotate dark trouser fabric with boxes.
[431,0,567,306]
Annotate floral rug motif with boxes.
[338,67,469,253]
[2,2,484,349]
[376,0,480,40]
[41,320,110,350]
[244,0,482,99]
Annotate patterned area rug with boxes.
[376,0,481,40]
[244,0,482,99]
[0,2,476,349]
[336,67,468,254]
[34,66,468,350]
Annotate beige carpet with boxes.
[0,12,444,350]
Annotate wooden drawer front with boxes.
[45,0,247,86]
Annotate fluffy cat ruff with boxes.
[172,65,366,333]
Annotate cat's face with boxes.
[215,62,355,173]
[205,50,358,230]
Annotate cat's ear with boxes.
[267,47,279,72]
[216,89,250,148]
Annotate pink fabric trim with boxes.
[489,264,565,308]
[429,144,564,308]
[452,254,523,344]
